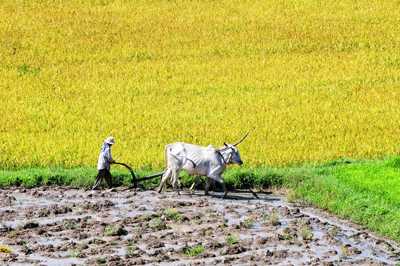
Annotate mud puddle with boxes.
[0,187,399,265]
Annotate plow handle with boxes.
[112,162,138,188]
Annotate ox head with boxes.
[221,132,250,166]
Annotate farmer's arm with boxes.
[105,146,115,164]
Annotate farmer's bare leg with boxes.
[92,177,102,190]
[104,169,113,188]
[92,171,104,190]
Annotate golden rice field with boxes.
[1,0,400,169]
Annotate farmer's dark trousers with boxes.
[92,169,113,190]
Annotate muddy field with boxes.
[0,187,399,266]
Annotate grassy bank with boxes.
[288,158,400,243]
[1,157,400,242]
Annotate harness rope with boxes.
[216,149,229,164]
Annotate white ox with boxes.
[157,133,249,197]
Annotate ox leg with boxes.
[207,166,224,197]
[204,178,211,196]
[171,169,182,195]
[177,177,182,193]
[158,168,172,193]
[221,182,228,199]
[190,176,200,194]
[189,176,197,191]
[210,175,228,198]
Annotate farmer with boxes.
[92,136,116,190]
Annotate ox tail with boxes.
[164,144,172,168]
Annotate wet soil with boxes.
[0,187,399,265]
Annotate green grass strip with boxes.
[0,157,399,242]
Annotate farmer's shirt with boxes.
[97,143,113,170]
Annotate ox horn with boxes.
[233,131,250,146]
